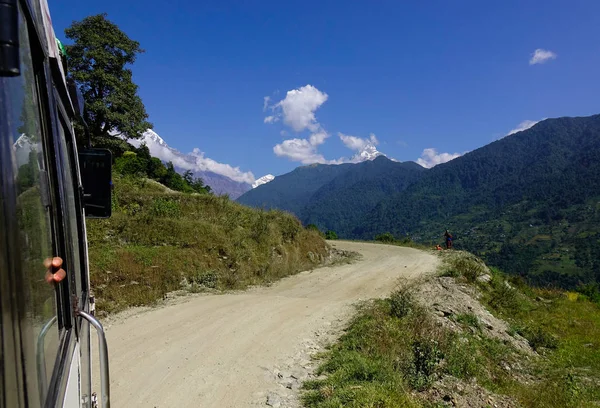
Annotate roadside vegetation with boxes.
[302,250,600,407]
[87,175,329,315]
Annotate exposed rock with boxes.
[266,392,282,407]
[415,276,533,355]
[477,273,492,283]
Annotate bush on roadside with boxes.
[375,232,396,243]
[324,230,338,240]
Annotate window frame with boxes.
[0,0,91,406]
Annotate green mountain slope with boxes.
[303,157,425,235]
[237,162,354,215]
[355,114,600,287]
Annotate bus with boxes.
[1,0,112,407]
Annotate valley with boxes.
[238,114,600,290]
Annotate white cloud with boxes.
[309,130,329,146]
[273,138,327,164]
[338,132,379,151]
[187,149,255,184]
[265,85,388,165]
[131,130,255,184]
[529,49,557,65]
[265,85,328,132]
[506,119,539,136]
[263,96,271,112]
[416,148,461,168]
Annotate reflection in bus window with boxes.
[10,9,60,404]
[56,118,84,304]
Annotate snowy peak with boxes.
[252,174,275,188]
[353,143,383,162]
[121,128,272,199]
[141,129,168,147]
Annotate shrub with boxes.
[488,276,522,312]
[454,313,481,330]
[389,289,413,319]
[375,232,396,243]
[324,230,338,240]
[447,254,485,282]
[408,339,443,390]
[517,325,559,351]
[150,198,181,218]
[576,282,600,304]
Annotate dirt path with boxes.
[102,241,439,407]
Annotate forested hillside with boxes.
[238,114,600,289]
[237,162,354,215]
[302,157,425,235]
[354,115,600,287]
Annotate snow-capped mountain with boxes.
[129,129,257,199]
[351,143,383,162]
[252,174,275,189]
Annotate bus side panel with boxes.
[62,343,81,408]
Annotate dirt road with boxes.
[103,241,439,407]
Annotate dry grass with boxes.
[87,176,329,314]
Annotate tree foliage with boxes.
[64,13,152,142]
[113,144,211,194]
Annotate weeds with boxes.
[389,289,413,319]
[305,251,600,407]
[443,252,486,282]
[87,175,330,314]
[454,313,481,330]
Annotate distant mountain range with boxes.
[238,114,600,288]
[238,156,425,234]
[128,130,387,199]
[129,130,272,199]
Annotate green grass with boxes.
[481,277,600,407]
[87,175,329,314]
[301,290,524,407]
[303,253,600,407]
[301,299,427,407]
[448,252,600,407]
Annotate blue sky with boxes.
[51,0,600,181]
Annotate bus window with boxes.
[6,5,62,404]
[54,114,86,306]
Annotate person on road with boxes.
[444,230,453,249]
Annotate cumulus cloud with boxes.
[264,85,328,132]
[263,96,271,112]
[131,130,255,184]
[416,148,461,168]
[506,119,539,136]
[273,138,327,164]
[265,85,386,165]
[339,132,378,151]
[529,49,557,65]
[309,130,330,146]
[186,149,256,184]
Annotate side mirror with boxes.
[79,149,112,218]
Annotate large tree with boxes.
[65,13,152,141]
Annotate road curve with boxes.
[102,241,439,407]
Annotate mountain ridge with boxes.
[238,113,600,288]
